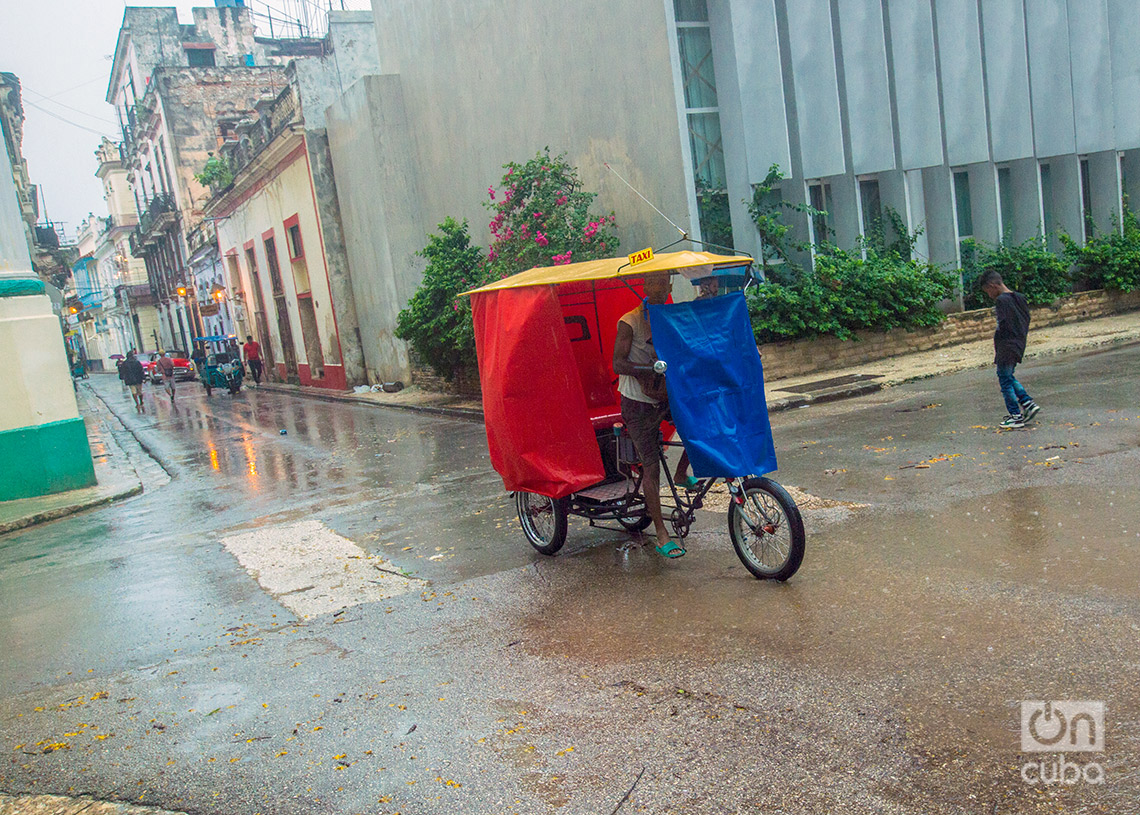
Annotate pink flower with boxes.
[583,222,598,238]
[599,242,606,251]
[556,195,568,206]
[535,232,548,247]
[488,248,498,261]
[533,212,542,219]
[488,186,496,200]
[552,250,573,265]
[506,168,514,177]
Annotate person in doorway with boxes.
[120,352,146,412]
[157,351,176,402]
[242,335,263,384]
[980,270,1040,429]
[612,272,685,559]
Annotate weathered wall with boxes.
[369,0,689,254]
[329,0,691,380]
[213,142,348,388]
[156,66,288,225]
[758,289,1140,381]
[325,75,419,382]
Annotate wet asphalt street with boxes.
[1,344,1138,814]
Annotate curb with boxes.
[253,382,485,421]
[85,385,180,479]
[0,483,143,537]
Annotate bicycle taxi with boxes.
[462,248,805,581]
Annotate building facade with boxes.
[106,4,328,356]
[0,72,95,500]
[205,11,376,389]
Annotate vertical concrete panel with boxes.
[967,162,1001,245]
[981,0,1034,162]
[1025,0,1076,158]
[1009,157,1045,241]
[922,165,959,270]
[1108,0,1140,151]
[886,0,944,170]
[1087,150,1122,234]
[935,0,990,166]
[836,0,895,174]
[729,0,792,183]
[877,169,909,245]
[904,169,930,260]
[1047,154,1083,245]
[1068,0,1114,153]
[785,0,846,178]
[827,173,862,249]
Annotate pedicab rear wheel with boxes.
[727,477,805,581]
[515,491,569,555]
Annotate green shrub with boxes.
[194,153,233,190]
[395,217,487,381]
[1060,208,1140,293]
[960,238,1070,310]
[747,244,955,344]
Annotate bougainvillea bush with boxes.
[485,148,619,277]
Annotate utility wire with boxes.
[23,87,117,127]
[603,162,688,238]
[22,98,115,138]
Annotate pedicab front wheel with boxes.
[727,477,805,581]
[515,491,569,555]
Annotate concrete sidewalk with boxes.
[0,380,168,536]
[258,308,1140,418]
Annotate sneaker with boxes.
[1021,402,1041,422]
[999,414,1026,429]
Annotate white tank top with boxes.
[617,305,659,404]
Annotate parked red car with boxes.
[144,351,197,383]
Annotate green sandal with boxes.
[655,540,686,559]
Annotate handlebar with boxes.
[629,360,668,375]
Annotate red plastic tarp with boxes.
[472,286,606,499]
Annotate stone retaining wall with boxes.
[758,289,1140,382]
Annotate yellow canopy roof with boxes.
[461,250,753,295]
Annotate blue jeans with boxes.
[997,364,1031,415]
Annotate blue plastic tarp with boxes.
[648,292,777,478]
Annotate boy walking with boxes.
[980,271,1040,429]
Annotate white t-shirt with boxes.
[616,305,659,404]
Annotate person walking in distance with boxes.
[157,351,176,402]
[120,351,146,412]
[242,335,263,385]
[981,270,1040,429]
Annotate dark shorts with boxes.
[621,396,667,474]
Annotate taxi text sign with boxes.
[628,247,654,267]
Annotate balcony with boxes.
[135,192,178,247]
[214,87,300,197]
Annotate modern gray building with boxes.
[684,0,1140,282]
[328,0,1140,379]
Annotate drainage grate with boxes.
[777,373,883,394]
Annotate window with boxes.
[673,0,732,249]
[186,47,216,68]
[264,237,284,294]
[953,171,973,238]
[1039,162,1054,240]
[807,181,833,247]
[287,224,304,259]
[1080,157,1093,241]
[997,166,1014,242]
[859,178,882,239]
[285,219,311,295]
